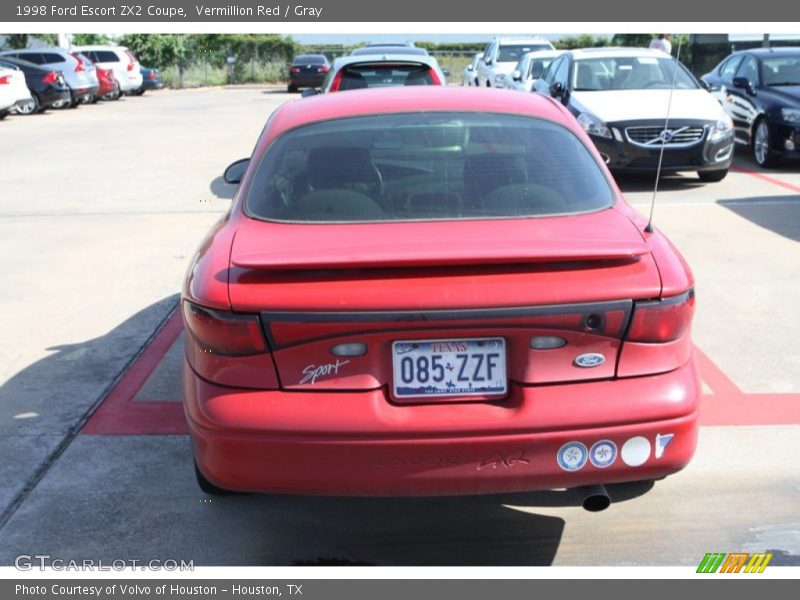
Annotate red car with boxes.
[95,66,119,101]
[183,87,699,509]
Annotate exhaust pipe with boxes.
[576,484,611,512]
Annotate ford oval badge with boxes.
[574,353,605,368]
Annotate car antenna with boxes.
[645,35,684,233]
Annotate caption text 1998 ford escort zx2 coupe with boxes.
[182,87,699,510]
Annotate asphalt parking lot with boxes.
[0,86,798,567]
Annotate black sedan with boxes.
[288,54,330,93]
[0,57,70,114]
[702,47,800,167]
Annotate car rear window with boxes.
[93,51,120,63]
[333,63,437,90]
[246,112,613,223]
[293,55,326,65]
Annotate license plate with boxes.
[392,338,507,399]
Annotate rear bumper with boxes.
[185,355,701,496]
[39,86,71,107]
[289,73,326,88]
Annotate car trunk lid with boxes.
[228,208,661,394]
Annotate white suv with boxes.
[72,45,143,93]
[476,37,554,88]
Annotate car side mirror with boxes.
[484,57,493,66]
[550,81,565,98]
[223,158,249,185]
[512,69,521,81]
[698,79,711,91]
[301,88,320,98]
[442,68,450,77]
[732,76,755,95]
[465,64,473,71]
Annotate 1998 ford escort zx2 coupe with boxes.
[182,87,699,508]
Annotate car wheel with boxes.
[0,110,7,120]
[288,84,297,93]
[698,168,729,182]
[194,462,244,496]
[752,118,778,168]
[16,95,39,115]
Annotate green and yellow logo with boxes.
[697,552,773,573]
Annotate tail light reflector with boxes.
[42,71,58,84]
[0,75,9,85]
[148,71,157,80]
[74,60,85,73]
[289,66,301,73]
[626,290,695,343]
[182,302,267,356]
[317,66,329,73]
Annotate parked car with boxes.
[476,37,555,88]
[0,48,99,107]
[287,54,330,93]
[462,52,483,86]
[502,50,564,92]
[0,64,34,118]
[71,45,143,94]
[319,54,447,93]
[701,47,800,167]
[96,66,120,101]
[184,86,699,506]
[0,57,69,114]
[70,52,100,103]
[351,46,429,56]
[533,48,734,181]
[134,67,164,95]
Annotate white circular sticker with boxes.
[621,436,651,467]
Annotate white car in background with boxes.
[0,65,34,118]
[72,45,143,93]
[476,36,554,88]
[502,50,564,92]
[461,52,483,86]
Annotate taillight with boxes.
[148,71,156,80]
[317,66,329,73]
[428,68,442,85]
[182,302,267,356]
[42,71,58,84]
[626,290,695,343]
[289,66,301,74]
[74,61,85,73]
[329,69,344,91]
[0,75,9,85]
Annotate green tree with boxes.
[72,33,113,45]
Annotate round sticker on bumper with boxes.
[557,442,588,472]
[589,440,617,468]
[621,436,651,467]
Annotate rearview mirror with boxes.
[512,69,521,81]
[223,158,249,185]
[301,88,320,98]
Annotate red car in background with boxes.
[95,66,120,101]
[182,87,699,510]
